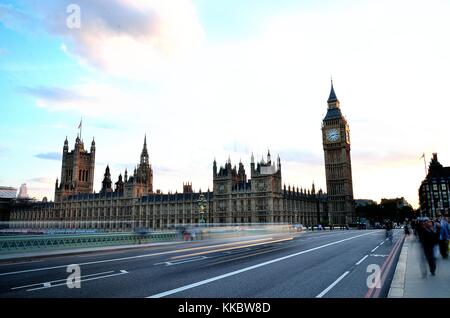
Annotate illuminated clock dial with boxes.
[326,128,340,142]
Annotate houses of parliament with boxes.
[10,83,355,230]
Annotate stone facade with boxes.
[10,143,327,231]
[10,83,362,230]
[54,136,95,201]
[322,81,355,226]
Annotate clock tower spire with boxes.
[322,80,355,227]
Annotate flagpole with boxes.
[423,153,427,177]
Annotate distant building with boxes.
[0,186,17,228]
[380,197,411,209]
[17,183,29,199]
[419,153,450,217]
[355,199,377,207]
[10,140,328,230]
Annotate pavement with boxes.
[388,233,450,298]
[0,229,403,298]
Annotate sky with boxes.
[1,0,450,208]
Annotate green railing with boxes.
[0,231,177,254]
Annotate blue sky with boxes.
[1,0,450,208]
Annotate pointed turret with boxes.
[140,134,149,165]
[101,165,112,193]
[63,136,69,154]
[328,80,338,102]
[327,79,340,109]
[90,137,96,153]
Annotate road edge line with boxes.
[387,235,410,298]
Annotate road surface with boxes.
[0,229,403,298]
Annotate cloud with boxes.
[7,0,450,208]
[18,83,113,116]
[28,177,53,184]
[20,0,205,75]
[353,150,420,168]
[35,152,61,161]
[223,141,251,155]
[153,165,180,174]
[19,86,96,103]
[279,150,323,166]
[92,122,124,130]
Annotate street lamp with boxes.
[198,193,207,226]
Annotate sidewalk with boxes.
[388,234,450,298]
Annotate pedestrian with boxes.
[438,214,449,259]
[419,219,439,276]
[404,222,410,236]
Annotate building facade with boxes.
[10,84,362,230]
[0,186,17,228]
[54,135,96,201]
[419,153,450,217]
[322,81,355,226]
[10,139,328,231]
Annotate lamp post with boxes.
[198,193,207,226]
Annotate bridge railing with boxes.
[0,231,177,254]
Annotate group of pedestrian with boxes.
[412,214,449,276]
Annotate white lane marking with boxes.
[11,270,115,290]
[166,256,208,266]
[27,270,129,292]
[147,231,377,298]
[0,238,277,277]
[370,254,388,257]
[170,238,293,260]
[371,246,379,253]
[315,271,350,298]
[380,242,384,246]
[154,256,207,266]
[43,282,51,287]
[355,255,368,266]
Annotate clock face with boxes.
[326,128,340,142]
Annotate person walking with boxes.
[438,214,449,259]
[419,219,439,275]
[404,221,410,236]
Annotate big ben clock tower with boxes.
[322,81,355,227]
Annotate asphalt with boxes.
[0,229,403,298]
